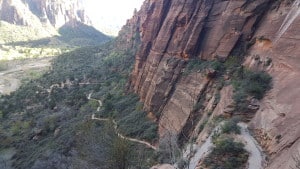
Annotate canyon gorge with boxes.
[0,0,299,168]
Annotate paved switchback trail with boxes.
[186,123,265,169]
[88,93,157,150]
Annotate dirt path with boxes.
[88,93,157,150]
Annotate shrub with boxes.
[221,118,241,134]
[108,138,131,169]
[224,56,242,73]
[244,71,272,99]
[0,110,3,119]
[214,138,244,154]
[10,120,31,135]
[177,158,188,169]
[0,39,151,169]
[184,59,224,76]
[118,110,158,141]
[233,70,272,99]
[232,69,272,111]
[101,93,158,142]
[157,133,180,164]
[199,119,208,133]
[88,100,99,109]
[185,59,205,72]
[204,137,249,169]
[11,121,22,135]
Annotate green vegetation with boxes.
[199,119,208,133]
[222,55,272,111]
[76,121,156,169]
[0,21,52,43]
[193,57,270,169]
[203,116,248,169]
[0,45,67,60]
[185,56,272,113]
[97,92,158,141]
[0,110,3,119]
[0,41,157,168]
[232,70,272,99]
[232,69,272,111]
[0,20,111,61]
[58,21,111,46]
[184,59,225,76]
[224,55,243,74]
[204,137,249,169]
[0,21,67,60]
[221,118,241,134]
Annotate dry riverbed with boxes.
[0,57,52,95]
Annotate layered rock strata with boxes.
[119,0,300,168]
[0,0,90,28]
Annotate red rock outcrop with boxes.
[129,0,272,113]
[126,0,274,137]
[121,0,300,168]
[246,1,300,168]
[159,71,210,137]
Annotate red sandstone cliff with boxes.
[119,0,300,168]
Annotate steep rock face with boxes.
[122,0,300,168]
[127,0,273,138]
[116,9,142,51]
[246,1,300,168]
[0,0,90,28]
[195,85,235,143]
[0,0,41,25]
[24,0,90,28]
[130,0,271,113]
[159,70,209,137]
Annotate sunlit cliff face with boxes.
[85,0,144,36]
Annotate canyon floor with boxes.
[0,57,52,95]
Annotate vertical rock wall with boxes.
[0,0,90,28]
[121,0,300,168]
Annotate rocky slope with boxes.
[118,0,300,168]
[0,0,90,28]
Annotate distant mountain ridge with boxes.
[0,0,110,60]
[0,0,90,29]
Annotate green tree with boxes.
[204,137,248,169]
[109,137,131,169]
[221,118,241,134]
[0,110,3,119]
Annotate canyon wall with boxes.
[246,1,300,168]
[129,0,272,113]
[0,0,90,28]
[120,0,300,168]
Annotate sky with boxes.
[84,0,144,36]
